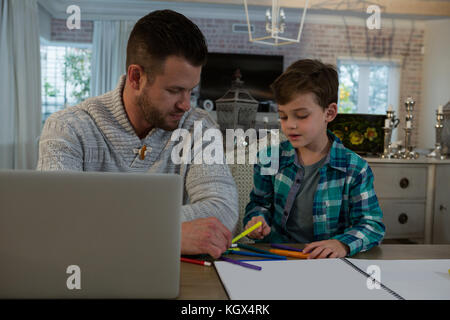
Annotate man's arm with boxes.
[177,112,240,258]
[37,117,83,171]
[182,163,238,232]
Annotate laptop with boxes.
[0,170,182,299]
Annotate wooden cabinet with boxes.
[367,158,450,244]
[432,164,450,243]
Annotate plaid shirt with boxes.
[244,131,385,256]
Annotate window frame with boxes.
[337,56,402,115]
[40,37,92,124]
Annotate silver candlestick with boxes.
[396,97,419,159]
[381,108,400,159]
[427,107,446,160]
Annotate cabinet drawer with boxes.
[371,165,427,199]
[379,200,425,239]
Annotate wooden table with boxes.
[177,244,450,300]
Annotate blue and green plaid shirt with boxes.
[243,130,385,256]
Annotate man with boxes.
[37,10,238,258]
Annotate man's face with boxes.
[278,92,331,149]
[136,55,201,131]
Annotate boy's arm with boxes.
[243,161,274,227]
[332,164,386,256]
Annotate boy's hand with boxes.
[244,216,271,240]
[302,240,349,259]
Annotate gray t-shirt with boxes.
[286,154,328,243]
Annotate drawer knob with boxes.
[398,213,408,224]
[399,178,409,189]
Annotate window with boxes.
[337,58,400,114]
[40,38,92,123]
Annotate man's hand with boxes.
[244,216,271,240]
[302,239,349,259]
[181,217,232,259]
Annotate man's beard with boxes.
[136,91,179,131]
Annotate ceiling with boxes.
[38,0,450,21]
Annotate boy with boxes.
[243,59,385,258]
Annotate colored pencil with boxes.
[270,243,304,252]
[219,256,262,271]
[231,221,262,243]
[237,259,281,262]
[181,257,211,266]
[269,249,310,259]
[229,250,286,260]
[237,243,275,255]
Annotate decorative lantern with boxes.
[243,0,309,46]
[215,69,258,132]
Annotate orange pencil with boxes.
[269,249,309,259]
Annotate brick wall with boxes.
[50,16,425,145]
[51,18,93,43]
[193,17,425,146]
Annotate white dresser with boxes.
[366,157,450,244]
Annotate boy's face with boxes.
[278,92,337,149]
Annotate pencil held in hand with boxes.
[232,221,262,243]
[244,216,271,240]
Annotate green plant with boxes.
[43,79,58,97]
[338,84,355,113]
[64,48,91,103]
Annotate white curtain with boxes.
[0,0,41,169]
[90,20,135,96]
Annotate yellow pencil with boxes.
[232,221,262,243]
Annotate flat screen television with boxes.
[199,53,283,110]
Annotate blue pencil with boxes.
[229,250,286,260]
[270,243,304,252]
[237,243,275,255]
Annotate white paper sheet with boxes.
[348,259,450,300]
[214,259,396,300]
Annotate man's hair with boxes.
[270,59,338,109]
[126,10,208,75]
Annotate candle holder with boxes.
[427,109,446,160]
[381,109,400,159]
[401,127,419,159]
[395,97,419,159]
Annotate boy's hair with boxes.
[271,59,338,109]
[126,10,208,76]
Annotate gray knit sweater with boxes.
[37,75,238,232]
